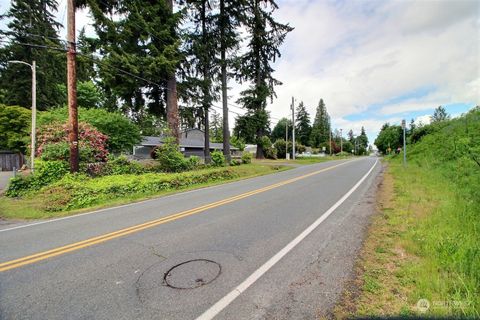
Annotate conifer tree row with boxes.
[0,0,65,109]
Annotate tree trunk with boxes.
[253,0,264,159]
[166,0,179,143]
[204,107,211,163]
[220,0,231,163]
[201,0,211,163]
[166,76,179,143]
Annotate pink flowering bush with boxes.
[36,122,109,162]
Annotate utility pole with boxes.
[7,60,36,172]
[402,119,407,166]
[291,97,295,160]
[67,0,79,172]
[340,128,343,153]
[329,130,332,156]
[285,118,288,160]
[31,60,36,171]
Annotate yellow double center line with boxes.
[0,160,354,272]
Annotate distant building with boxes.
[133,129,239,159]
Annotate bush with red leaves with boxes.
[36,122,109,162]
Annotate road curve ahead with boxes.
[0,157,381,320]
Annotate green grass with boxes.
[388,160,479,316]
[292,155,351,164]
[337,108,480,318]
[253,155,353,165]
[0,163,290,220]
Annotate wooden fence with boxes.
[0,152,25,171]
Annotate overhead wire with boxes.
[0,38,282,127]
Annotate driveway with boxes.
[0,171,14,193]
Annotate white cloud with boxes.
[262,0,480,138]
[414,114,432,126]
[3,0,477,140]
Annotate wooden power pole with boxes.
[67,0,79,172]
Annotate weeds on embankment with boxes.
[335,107,479,318]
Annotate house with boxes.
[133,129,239,159]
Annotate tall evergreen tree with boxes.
[210,110,223,143]
[76,27,97,83]
[0,0,65,109]
[358,127,368,147]
[215,0,245,161]
[431,105,449,123]
[166,0,181,143]
[236,0,292,158]
[347,129,354,143]
[184,0,219,162]
[87,0,182,125]
[295,101,311,146]
[310,99,331,147]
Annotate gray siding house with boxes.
[133,129,238,159]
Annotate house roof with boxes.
[140,135,238,150]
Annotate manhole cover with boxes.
[164,259,221,289]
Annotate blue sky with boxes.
[1,0,479,145]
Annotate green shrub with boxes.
[5,160,69,197]
[230,159,241,166]
[264,146,277,159]
[241,152,252,164]
[0,104,31,153]
[186,156,201,169]
[230,136,245,151]
[336,151,350,157]
[257,136,277,159]
[38,106,141,153]
[274,139,293,158]
[41,141,95,163]
[155,137,189,172]
[211,150,226,167]
[43,167,240,210]
[103,155,145,175]
[5,176,34,197]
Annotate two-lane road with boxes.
[0,157,381,319]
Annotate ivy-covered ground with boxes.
[0,163,288,220]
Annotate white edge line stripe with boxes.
[196,158,378,320]
[0,159,353,233]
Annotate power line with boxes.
[0,39,283,127]
[0,39,66,52]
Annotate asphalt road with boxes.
[0,157,381,320]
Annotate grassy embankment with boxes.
[336,108,479,318]
[0,163,289,220]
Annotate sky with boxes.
[1,0,479,145]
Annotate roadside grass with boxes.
[253,155,352,165]
[335,160,479,318]
[0,163,290,220]
[292,155,351,164]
